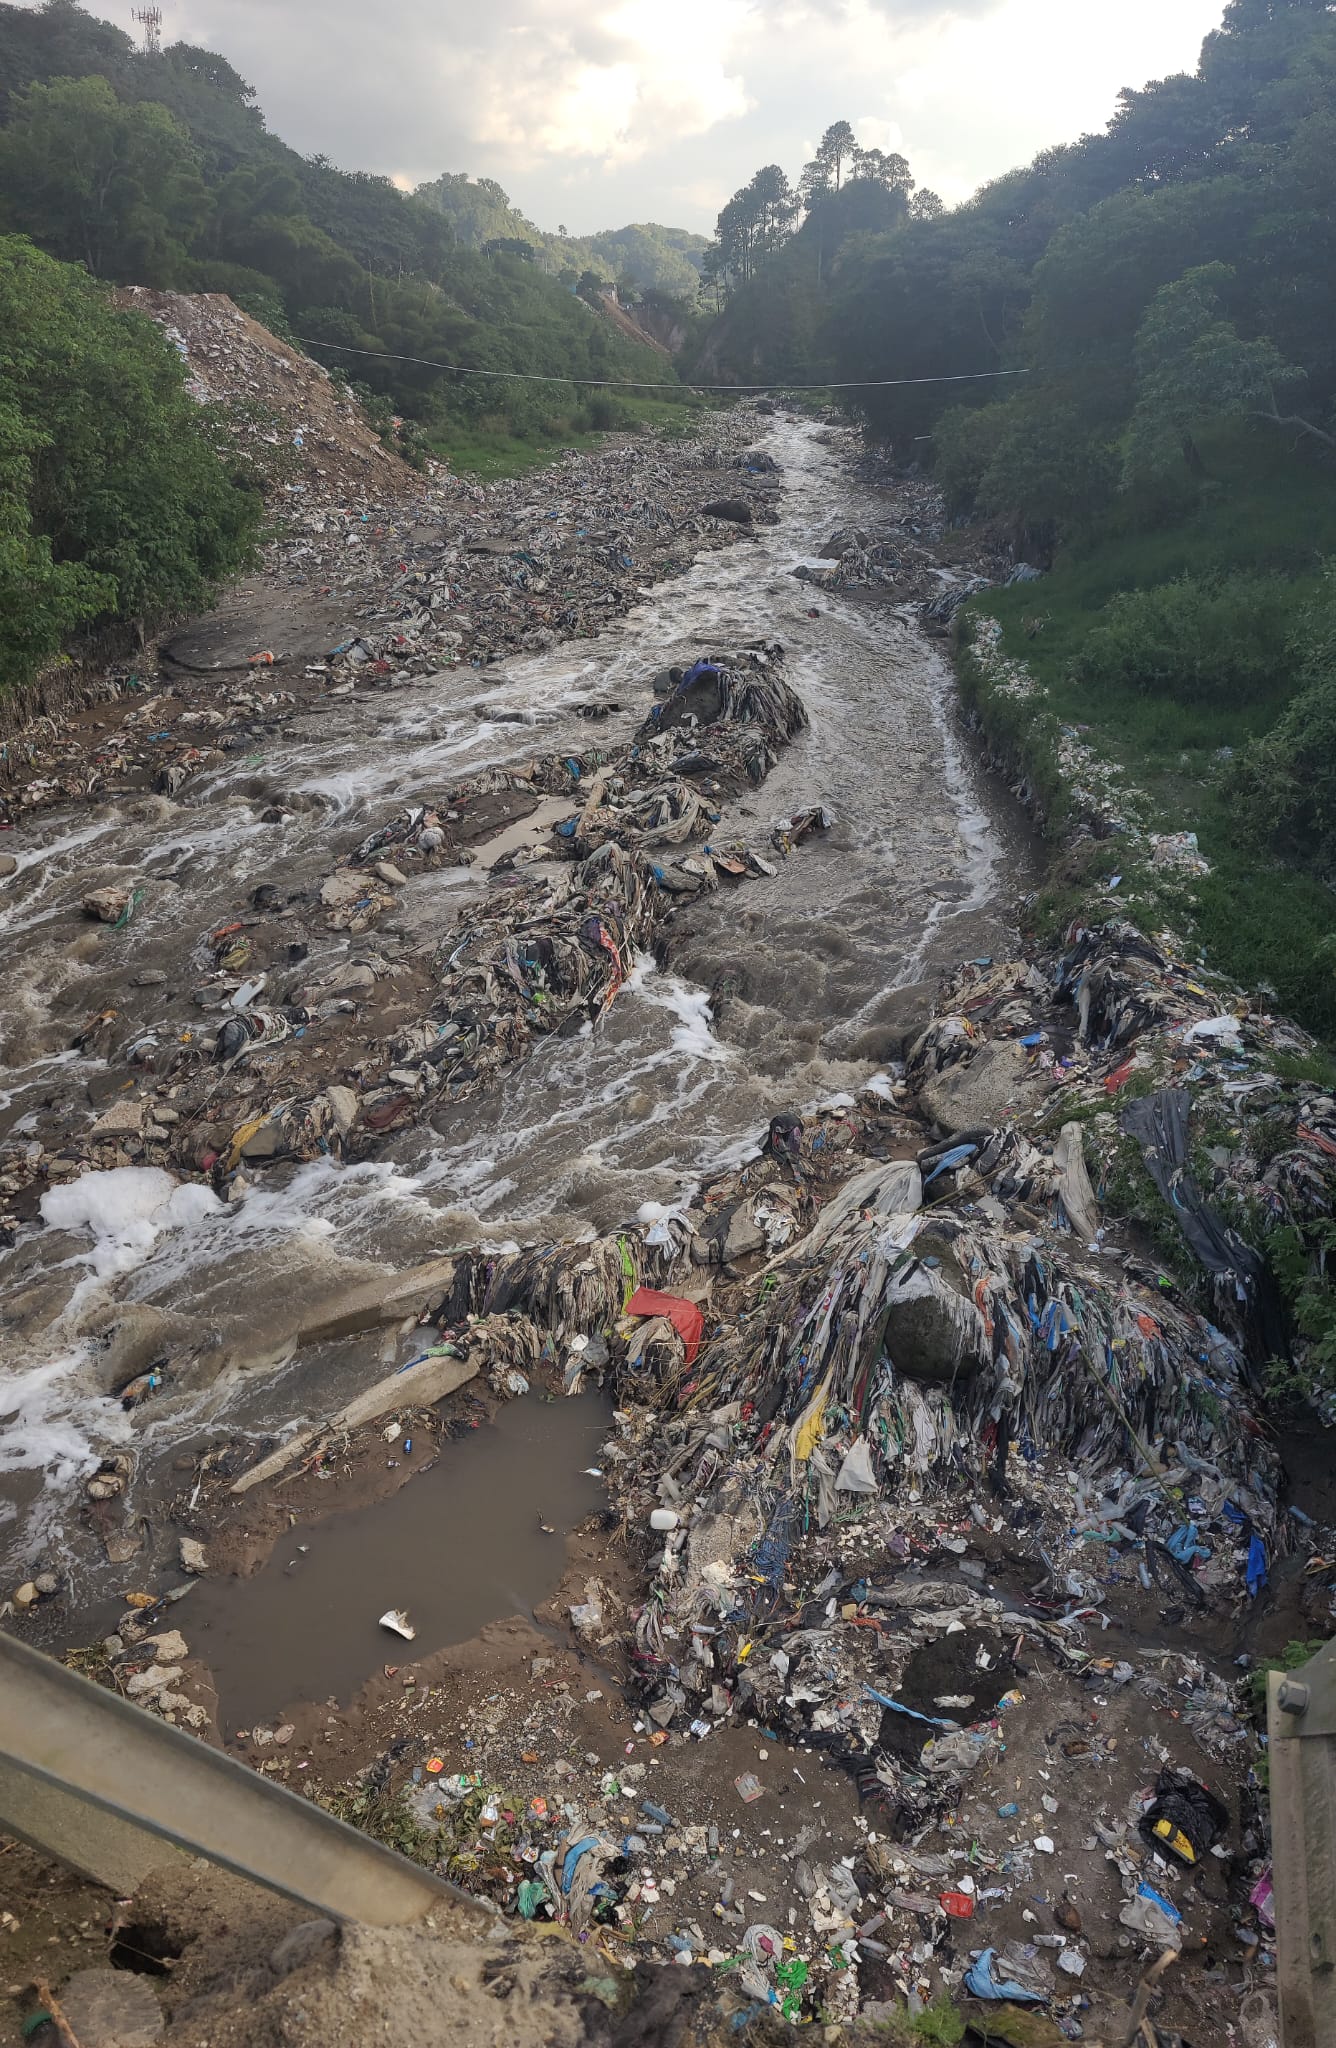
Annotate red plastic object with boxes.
[625,1287,705,1364]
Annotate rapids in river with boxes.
[0,420,1033,1594]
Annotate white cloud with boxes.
[850,115,910,160]
[481,0,753,163]
[80,0,1227,231]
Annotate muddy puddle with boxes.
[186,1392,611,1733]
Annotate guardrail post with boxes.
[1268,1640,1336,2047]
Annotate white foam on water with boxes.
[0,816,119,904]
[0,1049,87,1116]
[226,1156,431,1238]
[0,1340,153,1592]
[40,1168,228,1282]
[0,1349,131,1495]
[625,953,730,1065]
[120,1156,438,1295]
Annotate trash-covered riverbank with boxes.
[26,900,1326,2045]
[2,401,1323,2048]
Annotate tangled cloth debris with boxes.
[60,642,825,1180]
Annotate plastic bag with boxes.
[835,1437,878,1493]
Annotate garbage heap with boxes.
[610,1129,1280,1696]
[392,1070,1287,2026]
[786,485,967,598]
[259,646,813,1158]
[597,910,1326,1646]
[390,913,1336,2024]
[28,646,818,1200]
[793,527,912,593]
[272,413,776,680]
[0,403,769,817]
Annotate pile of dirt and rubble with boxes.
[0,1842,817,2048]
[114,288,419,501]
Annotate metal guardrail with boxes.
[0,1631,482,1927]
[1268,1639,1336,2048]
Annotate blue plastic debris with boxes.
[963,1950,1045,2003]
[1136,1882,1181,1927]
[1247,1532,1269,1599]
[562,1836,601,1892]
[862,1684,954,1730]
[1167,1522,1210,1565]
[922,1143,977,1187]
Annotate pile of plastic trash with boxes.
[0,645,822,1208]
[0,405,767,821]
[292,899,1329,2048]
[239,645,818,1156]
[271,414,769,680]
[306,893,1329,2028]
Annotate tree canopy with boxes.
[0,233,260,695]
[0,1,677,434]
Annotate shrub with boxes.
[932,402,1010,519]
[0,234,261,698]
[1227,566,1336,882]
[580,391,628,432]
[1072,572,1291,706]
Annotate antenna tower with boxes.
[132,7,162,55]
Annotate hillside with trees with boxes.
[414,174,706,304]
[0,0,674,449]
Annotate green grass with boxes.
[432,426,603,479]
[963,429,1336,1039]
[430,394,710,479]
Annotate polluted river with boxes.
[0,415,1027,1615]
[0,407,1306,2043]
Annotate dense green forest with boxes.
[0,0,674,444]
[414,173,706,303]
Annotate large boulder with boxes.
[915,1038,1049,1136]
[876,1236,989,1384]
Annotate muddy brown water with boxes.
[0,418,1036,1598]
[186,1392,612,1733]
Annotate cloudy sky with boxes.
[92,0,1227,234]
